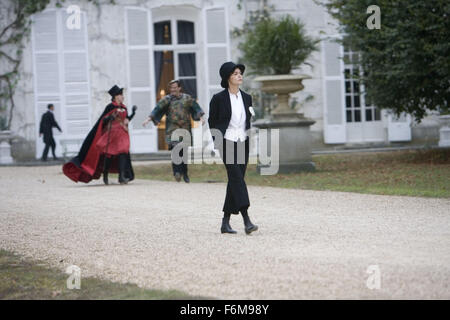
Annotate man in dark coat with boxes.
[39,104,62,161]
[62,85,136,184]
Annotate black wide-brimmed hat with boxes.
[219,62,245,88]
[108,85,124,97]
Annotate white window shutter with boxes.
[128,49,150,87]
[125,8,157,153]
[322,37,346,144]
[126,8,152,129]
[388,112,412,141]
[203,7,230,104]
[33,11,58,51]
[32,9,91,158]
[62,11,90,137]
[35,53,60,93]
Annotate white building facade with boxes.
[6,0,441,160]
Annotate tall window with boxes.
[153,19,197,150]
[343,42,380,123]
[153,19,197,100]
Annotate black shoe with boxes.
[53,157,59,161]
[103,173,109,185]
[41,158,47,162]
[242,211,258,235]
[174,172,181,182]
[119,174,129,184]
[119,178,129,185]
[221,216,237,234]
[183,173,190,183]
[245,223,259,235]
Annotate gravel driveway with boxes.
[1,164,449,299]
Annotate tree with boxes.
[318,0,450,122]
[239,15,319,75]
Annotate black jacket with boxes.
[208,89,252,143]
[39,111,61,141]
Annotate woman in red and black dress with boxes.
[63,85,136,185]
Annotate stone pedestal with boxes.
[254,112,316,173]
[0,131,14,164]
[253,74,315,174]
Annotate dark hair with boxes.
[47,104,54,110]
[168,79,181,87]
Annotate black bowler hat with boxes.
[219,62,245,88]
[108,85,124,97]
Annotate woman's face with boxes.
[228,68,243,87]
[115,94,124,104]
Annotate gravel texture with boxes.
[1,164,449,299]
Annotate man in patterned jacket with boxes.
[143,80,205,183]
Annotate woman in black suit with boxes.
[208,62,258,235]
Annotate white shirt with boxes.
[224,90,247,142]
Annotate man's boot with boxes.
[103,157,111,185]
[221,213,237,234]
[241,210,258,235]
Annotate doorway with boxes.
[153,19,198,150]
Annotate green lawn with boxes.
[0,250,206,300]
[135,148,450,198]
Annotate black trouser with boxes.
[219,138,250,215]
[169,143,188,176]
[42,136,56,160]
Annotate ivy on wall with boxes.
[0,0,114,131]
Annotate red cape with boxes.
[63,103,130,183]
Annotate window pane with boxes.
[343,52,350,65]
[178,53,196,77]
[354,95,360,107]
[353,81,359,93]
[354,109,361,122]
[154,21,171,45]
[375,108,381,120]
[366,108,372,121]
[179,79,197,99]
[346,110,352,123]
[344,69,350,80]
[154,50,174,101]
[346,96,352,108]
[177,20,195,44]
[345,81,351,93]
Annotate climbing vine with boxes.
[0,0,113,131]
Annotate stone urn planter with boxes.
[253,74,316,174]
[0,130,14,164]
[438,114,450,147]
[254,74,311,114]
